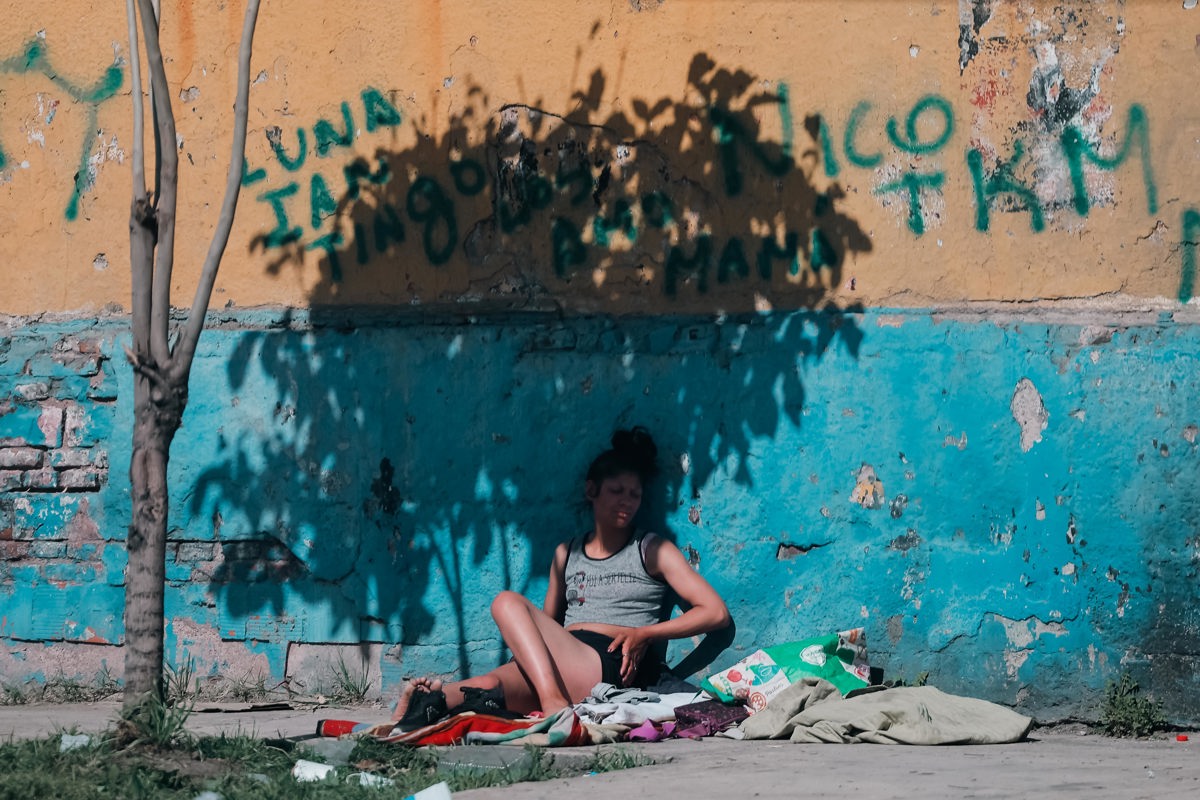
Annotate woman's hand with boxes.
[606,627,652,687]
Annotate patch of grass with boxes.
[117,693,196,750]
[442,745,565,791]
[0,730,650,799]
[346,735,441,790]
[1,681,30,705]
[585,747,656,773]
[5,667,122,705]
[164,658,200,707]
[195,732,294,771]
[0,734,194,800]
[1099,673,1166,738]
[0,711,653,799]
[327,657,372,704]
[224,671,270,703]
[37,667,122,703]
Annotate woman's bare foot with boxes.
[390,677,443,722]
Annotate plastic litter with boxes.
[291,759,335,782]
[405,782,453,800]
[317,719,372,736]
[349,771,395,788]
[59,734,91,752]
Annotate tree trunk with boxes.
[122,0,260,706]
[123,371,186,701]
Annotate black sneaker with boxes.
[395,688,449,732]
[451,686,521,719]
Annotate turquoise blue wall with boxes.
[2,308,1198,722]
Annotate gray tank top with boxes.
[562,531,667,629]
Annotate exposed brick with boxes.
[49,448,92,469]
[58,469,100,491]
[176,541,218,562]
[63,338,103,355]
[24,468,57,490]
[0,448,42,469]
[14,382,51,401]
[87,372,117,402]
[0,471,24,491]
[30,540,67,559]
[62,405,87,448]
[0,540,30,560]
[37,406,64,448]
[57,356,100,377]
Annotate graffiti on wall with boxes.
[0,37,124,220]
[248,55,871,305]
[246,51,1198,304]
[243,86,405,277]
[818,97,1158,237]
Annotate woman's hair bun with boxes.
[611,426,657,463]
[586,426,659,484]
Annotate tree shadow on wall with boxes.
[192,51,873,685]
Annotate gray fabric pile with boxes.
[738,677,1033,744]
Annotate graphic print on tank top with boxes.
[566,570,587,608]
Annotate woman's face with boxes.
[588,471,643,531]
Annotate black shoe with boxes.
[451,686,521,719]
[395,688,448,732]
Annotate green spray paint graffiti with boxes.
[245,70,1189,304]
[0,37,124,220]
[245,86,406,274]
[1061,104,1157,218]
[824,96,1167,245]
[1180,208,1200,305]
[886,94,955,155]
[843,96,956,235]
[710,80,793,197]
[966,140,1045,233]
[251,73,845,296]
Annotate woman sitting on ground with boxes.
[393,427,731,728]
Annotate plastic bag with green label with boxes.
[700,628,871,712]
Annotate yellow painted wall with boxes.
[1,0,1198,315]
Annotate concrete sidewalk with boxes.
[1,701,1196,799]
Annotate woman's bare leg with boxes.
[392,591,603,720]
[489,590,602,714]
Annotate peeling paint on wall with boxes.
[1010,377,1048,452]
[958,0,996,73]
[850,463,886,509]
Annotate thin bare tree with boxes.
[123,0,261,703]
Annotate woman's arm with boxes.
[642,535,731,638]
[542,541,570,624]
[607,536,731,684]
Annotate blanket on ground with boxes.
[362,684,701,746]
[737,678,1033,744]
[367,707,607,747]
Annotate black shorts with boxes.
[570,630,623,686]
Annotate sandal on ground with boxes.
[395,688,449,732]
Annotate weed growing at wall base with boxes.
[327,656,372,703]
[0,670,121,705]
[1099,673,1166,738]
